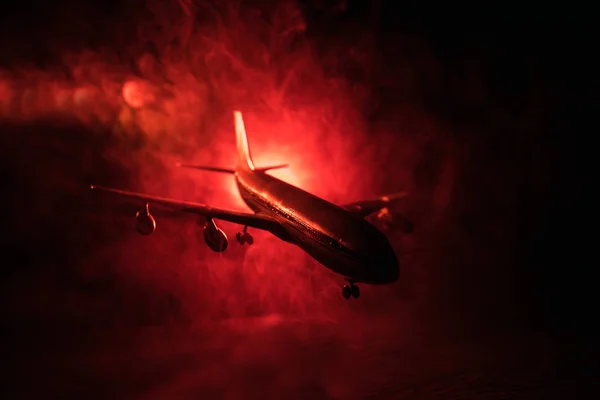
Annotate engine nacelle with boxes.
[376,208,413,234]
[135,204,156,236]
[203,218,228,252]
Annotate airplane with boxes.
[90,111,413,299]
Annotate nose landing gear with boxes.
[236,226,254,245]
[342,278,360,299]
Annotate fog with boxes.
[2,1,593,398]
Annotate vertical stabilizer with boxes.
[234,110,255,171]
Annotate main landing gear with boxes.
[236,226,254,245]
[342,278,360,299]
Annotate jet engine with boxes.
[135,203,156,235]
[375,208,414,234]
[203,218,228,252]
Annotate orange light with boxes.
[122,80,154,109]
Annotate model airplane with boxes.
[91,111,412,299]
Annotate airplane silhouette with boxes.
[91,111,412,299]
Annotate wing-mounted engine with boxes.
[135,203,156,235]
[372,207,414,234]
[201,217,228,252]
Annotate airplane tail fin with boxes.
[234,110,255,171]
[177,111,288,174]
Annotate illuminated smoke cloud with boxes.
[0,0,457,327]
[4,2,577,398]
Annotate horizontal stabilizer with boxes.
[176,162,288,174]
[255,164,288,172]
[176,163,235,173]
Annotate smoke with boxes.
[1,0,435,320]
[2,0,563,397]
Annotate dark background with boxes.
[1,1,596,398]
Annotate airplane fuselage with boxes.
[235,168,400,284]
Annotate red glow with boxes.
[122,80,154,109]
[0,2,467,396]
[4,2,581,397]
[0,2,446,321]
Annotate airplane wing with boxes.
[90,184,286,235]
[341,192,408,218]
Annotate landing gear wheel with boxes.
[342,285,352,299]
[236,228,253,245]
[236,232,245,244]
[342,278,360,299]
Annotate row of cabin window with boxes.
[249,187,346,250]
